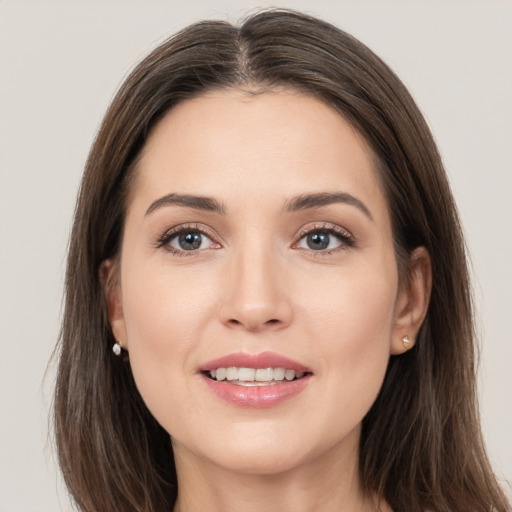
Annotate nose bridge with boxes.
[219,231,292,332]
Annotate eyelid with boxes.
[296,222,353,240]
[293,222,356,253]
[156,223,221,254]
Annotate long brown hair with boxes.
[54,9,510,512]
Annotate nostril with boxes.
[225,317,282,332]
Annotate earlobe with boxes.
[391,247,432,355]
[100,259,128,350]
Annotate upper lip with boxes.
[200,351,311,373]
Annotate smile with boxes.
[200,352,312,407]
[207,367,306,386]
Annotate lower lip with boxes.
[201,374,312,408]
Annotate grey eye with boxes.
[170,231,212,251]
[298,231,343,251]
[307,232,329,250]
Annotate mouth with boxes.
[199,352,312,408]
[204,367,310,386]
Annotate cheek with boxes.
[119,262,217,414]
[300,260,397,413]
[302,256,397,339]
[122,261,215,348]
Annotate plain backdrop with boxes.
[0,1,511,510]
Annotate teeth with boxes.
[226,367,238,380]
[238,368,255,381]
[284,369,295,381]
[273,367,285,381]
[255,368,273,381]
[207,367,306,384]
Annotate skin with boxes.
[106,89,431,512]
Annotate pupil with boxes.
[307,232,329,250]
[179,232,202,250]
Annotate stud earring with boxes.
[112,342,122,356]
[402,335,411,349]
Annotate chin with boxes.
[204,443,309,476]
[172,419,356,478]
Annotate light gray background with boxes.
[1,1,511,510]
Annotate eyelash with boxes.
[156,222,355,257]
[156,223,219,257]
[295,222,355,255]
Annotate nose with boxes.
[218,243,293,333]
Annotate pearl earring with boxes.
[402,335,411,348]
[112,342,122,356]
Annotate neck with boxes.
[171,428,390,512]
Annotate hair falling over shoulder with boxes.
[53,8,511,512]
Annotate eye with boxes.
[170,230,211,251]
[158,225,220,254]
[295,225,354,253]
[297,231,342,251]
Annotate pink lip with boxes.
[200,351,311,373]
[199,351,312,409]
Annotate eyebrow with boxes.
[284,192,373,221]
[145,193,226,216]
[145,191,372,221]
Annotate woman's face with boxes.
[109,89,413,475]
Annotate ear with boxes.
[391,247,432,355]
[100,259,128,350]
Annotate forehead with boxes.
[129,88,388,218]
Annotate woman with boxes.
[53,9,510,512]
